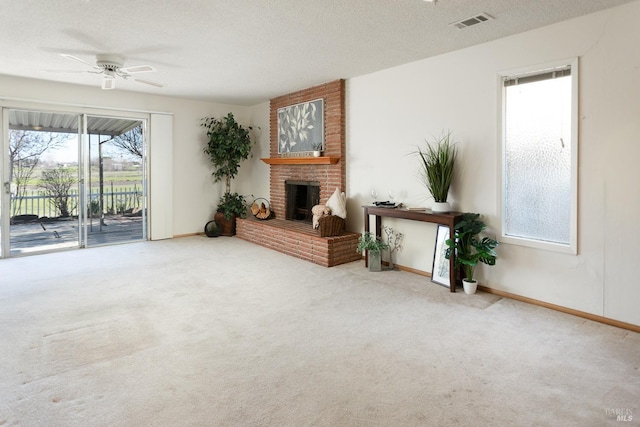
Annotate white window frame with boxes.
[497,57,579,254]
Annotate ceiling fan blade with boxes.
[134,78,165,88]
[60,53,98,69]
[102,77,116,90]
[45,69,88,73]
[120,64,155,74]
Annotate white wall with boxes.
[168,101,252,235]
[0,75,253,237]
[346,2,640,326]
[241,101,271,204]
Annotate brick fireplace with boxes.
[236,79,361,267]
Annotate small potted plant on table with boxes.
[445,213,499,294]
[357,232,389,272]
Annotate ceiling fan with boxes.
[56,53,164,90]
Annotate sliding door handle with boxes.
[3,182,17,195]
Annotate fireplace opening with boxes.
[285,180,320,223]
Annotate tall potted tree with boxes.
[444,213,499,294]
[415,131,457,212]
[202,112,254,236]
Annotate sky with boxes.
[41,135,136,163]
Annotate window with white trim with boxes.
[500,59,578,254]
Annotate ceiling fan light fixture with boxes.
[102,76,116,90]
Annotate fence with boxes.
[11,186,143,219]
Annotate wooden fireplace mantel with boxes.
[261,157,340,165]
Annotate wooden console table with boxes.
[363,206,463,292]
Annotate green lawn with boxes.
[20,166,143,191]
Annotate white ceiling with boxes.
[0,0,635,106]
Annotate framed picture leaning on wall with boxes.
[431,224,451,287]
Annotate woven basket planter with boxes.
[317,215,345,237]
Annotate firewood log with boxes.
[256,202,271,219]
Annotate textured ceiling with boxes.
[0,0,635,106]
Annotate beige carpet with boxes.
[0,236,637,426]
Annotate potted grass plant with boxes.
[357,232,389,272]
[202,112,254,235]
[444,213,499,294]
[415,131,457,212]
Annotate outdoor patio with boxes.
[8,215,143,255]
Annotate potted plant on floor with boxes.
[357,232,389,272]
[444,213,499,294]
[215,192,249,236]
[415,131,457,212]
[202,112,255,236]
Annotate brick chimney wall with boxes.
[268,79,346,219]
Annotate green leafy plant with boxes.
[312,142,323,151]
[444,213,499,283]
[202,112,254,195]
[217,192,249,220]
[415,132,457,203]
[356,232,389,254]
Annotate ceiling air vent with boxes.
[450,12,494,29]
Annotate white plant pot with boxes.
[313,150,321,157]
[432,202,451,213]
[462,279,478,295]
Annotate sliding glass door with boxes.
[3,109,81,256]
[1,108,147,258]
[83,115,146,247]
